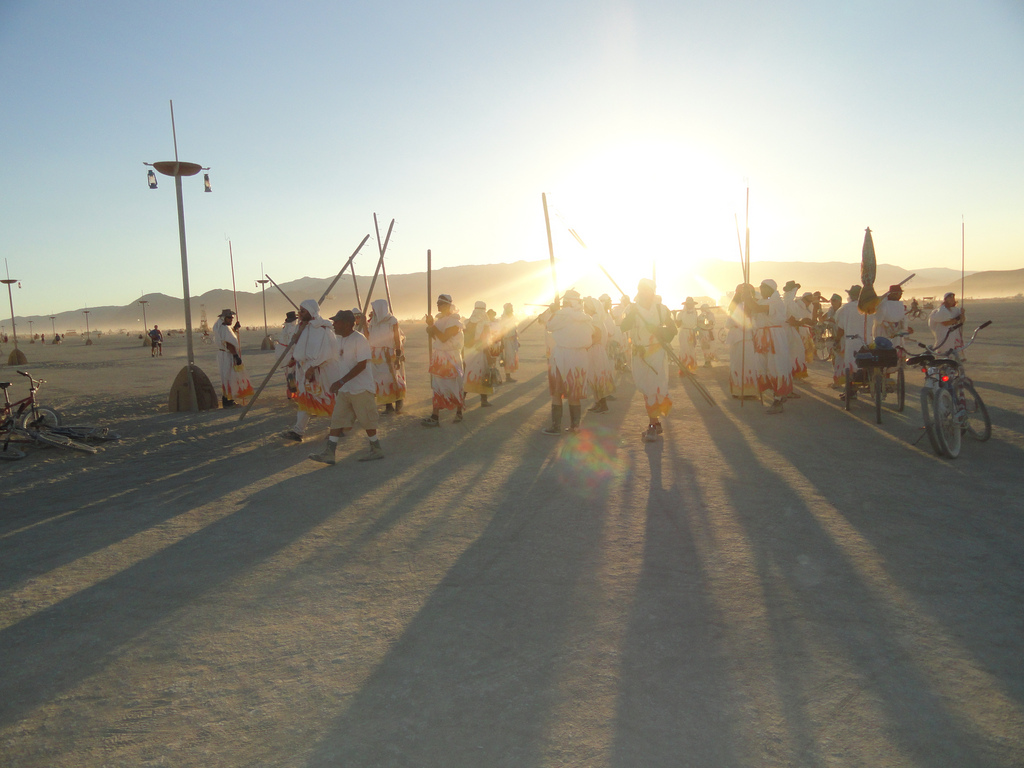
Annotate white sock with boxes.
[293,412,310,434]
[329,435,339,443]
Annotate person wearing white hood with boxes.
[367,298,406,414]
[540,289,595,434]
[281,299,342,441]
[422,294,465,425]
[781,280,809,381]
[621,279,676,440]
[463,300,495,408]
[747,279,792,414]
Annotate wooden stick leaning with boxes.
[374,213,394,312]
[236,234,371,421]
[264,275,300,311]
[362,216,395,317]
[426,249,433,361]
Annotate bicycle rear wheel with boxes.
[932,388,961,458]
[962,381,991,442]
[31,431,99,454]
[18,407,61,430]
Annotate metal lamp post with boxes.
[28,320,34,343]
[145,99,215,411]
[139,298,150,346]
[256,273,274,350]
[83,309,92,345]
[49,315,58,344]
[2,273,26,365]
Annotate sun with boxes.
[544,138,745,306]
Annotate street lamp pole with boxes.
[49,315,57,343]
[256,272,273,350]
[28,320,34,343]
[83,310,92,345]
[2,267,26,364]
[146,99,215,411]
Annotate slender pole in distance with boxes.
[542,193,558,302]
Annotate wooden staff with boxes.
[237,234,370,421]
[227,239,247,405]
[542,192,558,302]
[374,213,394,311]
[362,216,395,316]
[427,249,433,360]
[264,274,300,311]
[350,262,361,309]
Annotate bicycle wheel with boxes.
[31,431,99,454]
[932,388,961,458]
[920,388,942,455]
[872,372,883,424]
[962,381,991,442]
[18,407,61,430]
[0,445,26,460]
[897,368,906,412]
[57,425,121,442]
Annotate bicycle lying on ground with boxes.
[1,371,118,458]
[906,321,991,459]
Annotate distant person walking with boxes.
[541,289,595,435]
[499,303,520,383]
[929,292,965,357]
[622,280,676,440]
[213,310,254,408]
[463,301,495,408]
[148,325,163,357]
[308,310,384,464]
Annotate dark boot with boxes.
[542,404,563,435]
[394,399,403,414]
[222,396,236,409]
[567,404,581,432]
[480,394,491,407]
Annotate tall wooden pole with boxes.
[427,249,433,360]
[961,216,965,310]
[228,240,240,347]
[542,193,558,302]
[363,216,395,316]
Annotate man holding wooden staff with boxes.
[422,294,465,426]
[281,299,341,441]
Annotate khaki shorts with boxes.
[330,390,379,431]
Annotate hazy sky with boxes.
[2,1,1022,317]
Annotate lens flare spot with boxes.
[555,425,629,498]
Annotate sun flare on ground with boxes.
[542,138,746,307]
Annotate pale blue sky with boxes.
[1,1,1022,316]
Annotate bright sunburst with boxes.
[544,138,745,305]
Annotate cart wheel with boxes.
[873,371,883,424]
[896,368,905,412]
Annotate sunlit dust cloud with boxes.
[555,426,629,499]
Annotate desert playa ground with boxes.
[1,301,1022,767]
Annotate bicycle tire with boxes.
[0,446,26,460]
[962,381,991,442]
[53,425,121,442]
[873,372,883,424]
[932,388,961,459]
[18,407,61,431]
[31,431,99,454]
[897,368,905,412]
[920,388,941,455]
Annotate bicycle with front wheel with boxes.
[0,371,99,456]
[906,321,991,458]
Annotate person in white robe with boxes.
[281,299,341,441]
[929,292,965,357]
[621,279,676,441]
[463,301,494,407]
[499,303,520,382]
[873,285,910,342]
[541,289,595,434]
[782,280,809,380]
[726,285,759,399]
[422,294,465,425]
[676,297,699,374]
[834,285,872,397]
[277,310,299,400]
[367,298,406,413]
[748,279,792,413]
[213,308,254,408]
[584,296,616,413]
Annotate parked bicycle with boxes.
[906,321,991,459]
[0,371,107,457]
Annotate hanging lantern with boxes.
[147,169,158,189]
[204,173,212,193]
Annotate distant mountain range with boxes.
[5,260,1018,337]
